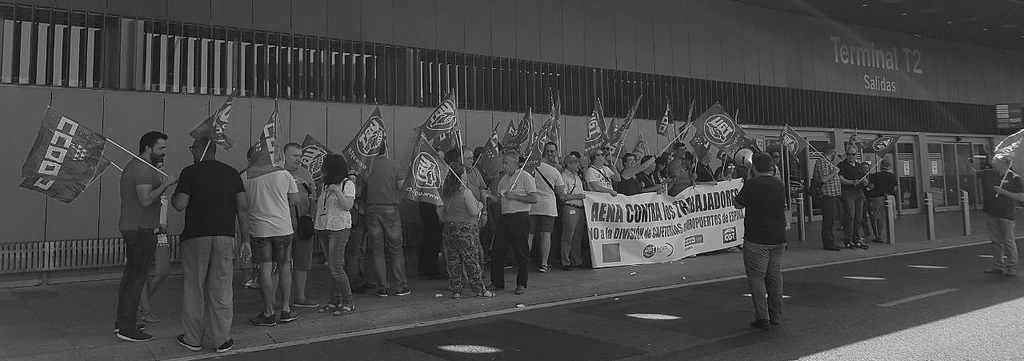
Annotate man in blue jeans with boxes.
[115,131,176,342]
[734,152,787,330]
[363,157,411,297]
[982,156,1024,277]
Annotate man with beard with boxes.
[115,131,176,342]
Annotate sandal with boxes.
[332,304,355,316]
[317,303,340,313]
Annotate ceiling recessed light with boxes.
[899,11,909,16]
[946,20,953,25]
[913,34,922,38]
[983,27,991,31]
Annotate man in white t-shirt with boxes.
[585,149,621,196]
[530,142,566,273]
[494,149,538,295]
[242,164,301,327]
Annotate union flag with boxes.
[189,96,234,149]
[246,104,284,179]
[21,108,110,202]
[404,135,444,205]
[418,92,459,153]
[342,107,389,177]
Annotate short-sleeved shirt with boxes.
[980,169,1022,220]
[315,179,356,231]
[242,169,299,238]
[531,162,565,217]
[119,159,164,231]
[289,166,315,217]
[443,189,481,223]
[734,175,787,245]
[498,169,537,214]
[364,158,401,205]
[866,171,898,198]
[814,158,842,197]
[838,160,866,194]
[174,160,245,239]
[585,166,615,191]
[562,170,585,207]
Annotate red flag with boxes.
[189,97,234,149]
[404,136,444,205]
[688,103,749,159]
[861,135,900,156]
[246,105,283,179]
[342,107,388,177]
[780,125,810,155]
[419,92,459,153]
[22,108,109,181]
[633,133,649,157]
[584,98,607,154]
[21,158,111,203]
[299,135,332,183]
[502,108,534,152]
[605,95,642,156]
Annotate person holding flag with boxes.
[812,145,844,251]
[980,131,1024,276]
[493,148,538,295]
[836,143,869,250]
[115,131,176,342]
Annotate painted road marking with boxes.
[843,276,887,281]
[907,265,949,269]
[742,293,792,299]
[166,239,993,361]
[626,313,681,320]
[978,255,994,258]
[878,288,959,307]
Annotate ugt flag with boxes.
[404,136,444,205]
[657,102,671,135]
[299,135,332,182]
[584,98,607,154]
[605,95,642,156]
[342,107,388,177]
[247,105,283,179]
[688,103,749,159]
[780,125,810,154]
[189,96,234,149]
[419,92,459,153]
[861,135,900,155]
[21,108,111,202]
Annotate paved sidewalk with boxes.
[0,211,1000,361]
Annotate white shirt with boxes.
[562,170,585,207]
[531,162,564,217]
[585,165,615,191]
[242,170,298,238]
[498,169,537,214]
[314,179,356,231]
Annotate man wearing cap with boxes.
[865,159,898,244]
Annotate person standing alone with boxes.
[865,159,897,244]
[981,156,1024,277]
[734,152,787,330]
[115,131,176,342]
[172,138,247,353]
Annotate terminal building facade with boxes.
[1,0,1021,271]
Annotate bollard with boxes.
[796,195,806,243]
[925,192,936,241]
[885,195,897,246]
[960,190,971,236]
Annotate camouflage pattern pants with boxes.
[442,221,486,294]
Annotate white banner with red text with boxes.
[584,179,746,268]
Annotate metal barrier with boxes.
[795,194,806,243]
[925,192,936,241]
[886,195,897,246]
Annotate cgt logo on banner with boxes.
[583,179,746,268]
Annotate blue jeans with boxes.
[116,230,156,331]
[320,230,354,305]
[743,242,785,322]
[366,205,408,290]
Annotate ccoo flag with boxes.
[342,107,389,177]
[419,92,460,153]
[21,108,110,201]
[21,158,111,203]
[584,98,607,154]
[404,135,445,205]
[189,96,234,149]
[246,104,284,179]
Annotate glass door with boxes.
[895,143,918,212]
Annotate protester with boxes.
[115,131,175,342]
[560,152,588,270]
[837,145,869,249]
[282,143,319,309]
[171,137,246,352]
[585,149,620,196]
[616,153,644,196]
[346,169,375,294]
[530,142,566,273]
[981,156,1024,277]
[242,146,301,327]
[637,155,666,193]
[438,148,495,299]
[733,152,787,330]
[314,154,357,315]
[813,145,843,251]
[494,149,538,294]
[865,160,897,244]
[363,156,412,297]
[138,162,170,326]
[240,147,261,290]
[694,151,716,182]
[714,151,734,180]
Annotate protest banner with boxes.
[584,179,745,268]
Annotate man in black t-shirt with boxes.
[171,138,247,352]
[981,157,1024,277]
[865,159,898,244]
[837,145,869,249]
[734,152,786,330]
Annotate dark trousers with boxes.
[116,230,157,331]
[492,212,531,288]
[842,191,865,242]
[743,242,785,322]
[418,202,444,277]
[820,196,839,249]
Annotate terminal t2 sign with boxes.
[830,35,924,95]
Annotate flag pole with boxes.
[659,121,693,156]
[104,138,169,177]
[418,132,471,191]
[199,139,212,162]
